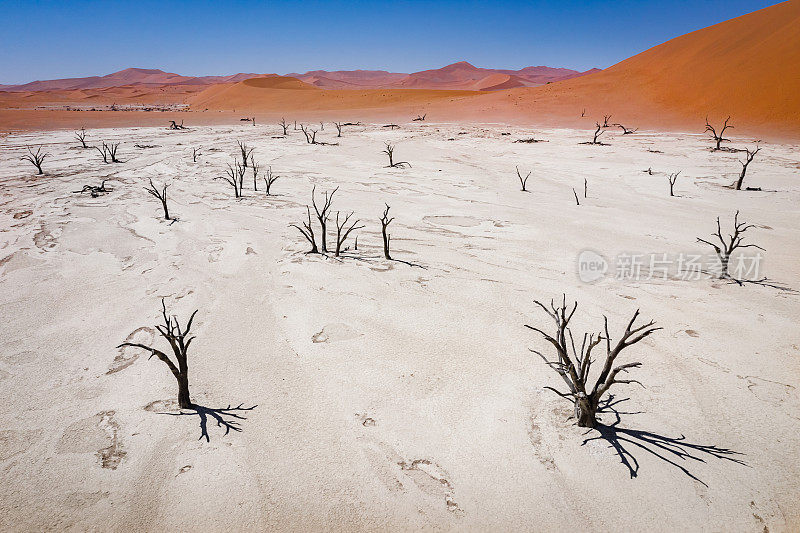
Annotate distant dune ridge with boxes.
[0,1,798,138]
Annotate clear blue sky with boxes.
[0,0,778,84]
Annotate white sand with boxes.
[1,122,799,531]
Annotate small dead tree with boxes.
[573,188,580,205]
[334,211,364,256]
[413,114,426,121]
[697,210,764,280]
[300,124,317,144]
[581,108,586,118]
[290,206,319,253]
[587,123,605,145]
[118,298,198,409]
[380,203,394,260]
[250,155,260,191]
[734,146,761,190]
[237,141,254,167]
[96,141,121,163]
[602,114,612,128]
[333,122,343,137]
[705,116,733,151]
[667,171,680,196]
[21,146,48,174]
[263,166,279,195]
[525,296,660,428]
[75,127,89,148]
[74,180,112,197]
[584,178,587,199]
[145,178,172,220]
[383,143,410,168]
[614,123,638,134]
[192,147,201,162]
[168,120,187,130]
[215,161,246,198]
[311,185,337,253]
[279,118,290,135]
[516,166,531,192]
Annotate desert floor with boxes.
[1,122,799,531]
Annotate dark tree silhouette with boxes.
[263,166,279,195]
[21,146,48,174]
[516,166,531,192]
[705,116,733,151]
[215,160,246,198]
[380,203,394,260]
[279,117,290,135]
[334,211,364,256]
[237,140,254,167]
[525,296,660,428]
[145,178,172,220]
[75,127,89,148]
[667,171,680,197]
[697,210,764,281]
[192,147,201,163]
[290,206,319,254]
[311,185,338,253]
[383,143,410,168]
[614,123,638,134]
[118,299,199,409]
[734,146,761,190]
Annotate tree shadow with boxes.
[583,403,746,486]
[160,403,257,442]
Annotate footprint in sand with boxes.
[57,411,126,469]
[311,323,362,343]
[361,439,462,515]
[107,327,155,374]
[744,376,796,405]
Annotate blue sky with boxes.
[0,0,778,84]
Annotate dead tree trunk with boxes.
[96,141,121,163]
[383,143,410,168]
[613,123,638,134]
[581,108,586,117]
[586,123,604,144]
[334,122,342,137]
[290,206,319,253]
[380,203,394,260]
[334,211,364,256]
[118,298,199,409]
[237,140,254,168]
[697,210,764,280]
[280,118,289,135]
[21,146,48,174]
[250,155,260,191]
[215,161,246,198]
[192,147,201,162]
[735,146,760,190]
[525,296,660,428]
[145,178,171,220]
[75,127,89,148]
[413,114,426,121]
[705,116,733,151]
[263,166,279,195]
[667,171,680,196]
[311,185,337,253]
[602,114,612,128]
[516,166,531,191]
[573,188,580,205]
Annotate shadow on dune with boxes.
[584,398,747,486]
[160,403,258,442]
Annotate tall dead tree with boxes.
[380,203,394,260]
[300,124,317,144]
[192,147,201,162]
[237,141,254,168]
[250,155,260,191]
[279,117,290,135]
[334,211,364,256]
[602,114,612,128]
[516,166,531,192]
[705,116,733,151]
[21,146,48,174]
[145,178,172,220]
[734,146,761,190]
[311,185,337,253]
[263,166,279,195]
[215,160,246,198]
[75,127,89,148]
[118,299,198,409]
[667,171,680,196]
[614,123,638,134]
[290,206,319,253]
[525,296,660,428]
[588,123,605,145]
[96,141,121,163]
[697,210,764,280]
[333,122,343,137]
[383,143,410,168]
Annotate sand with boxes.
[0,121,798,531]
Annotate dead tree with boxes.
[279,117,290,135]
[525,296,660,428]
[573,188,580,205]
[516,166,531,192]
[581,108,586,118]
[380,203,394,260]
[697,210,764,280]
[667,171,680,196]
[584,178,587,199]
[75,127,89,148]
[21,146,48,174]
[263,166,279,195]
[118,298,198,409]
[311,185,338,253]
[586,123,605,145]
[96,141,121,163]
[602,114,612,128]
[413,114,426,121]
[290,206,319,253]
[705,116,733,151]
[319,121,324,130]
[215,161,246,198]
[250,155,260,191]
[168,120,187,130]
[237,141,254,167]
[74,180,112,197]
[300,125,317,144]
[334,211,364,256]
[734,146,761,190]
[333,122,343,137]
[145,178,172,220]
[192,147,201,162]
[614,123,638,134]
[383,143,410,168]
